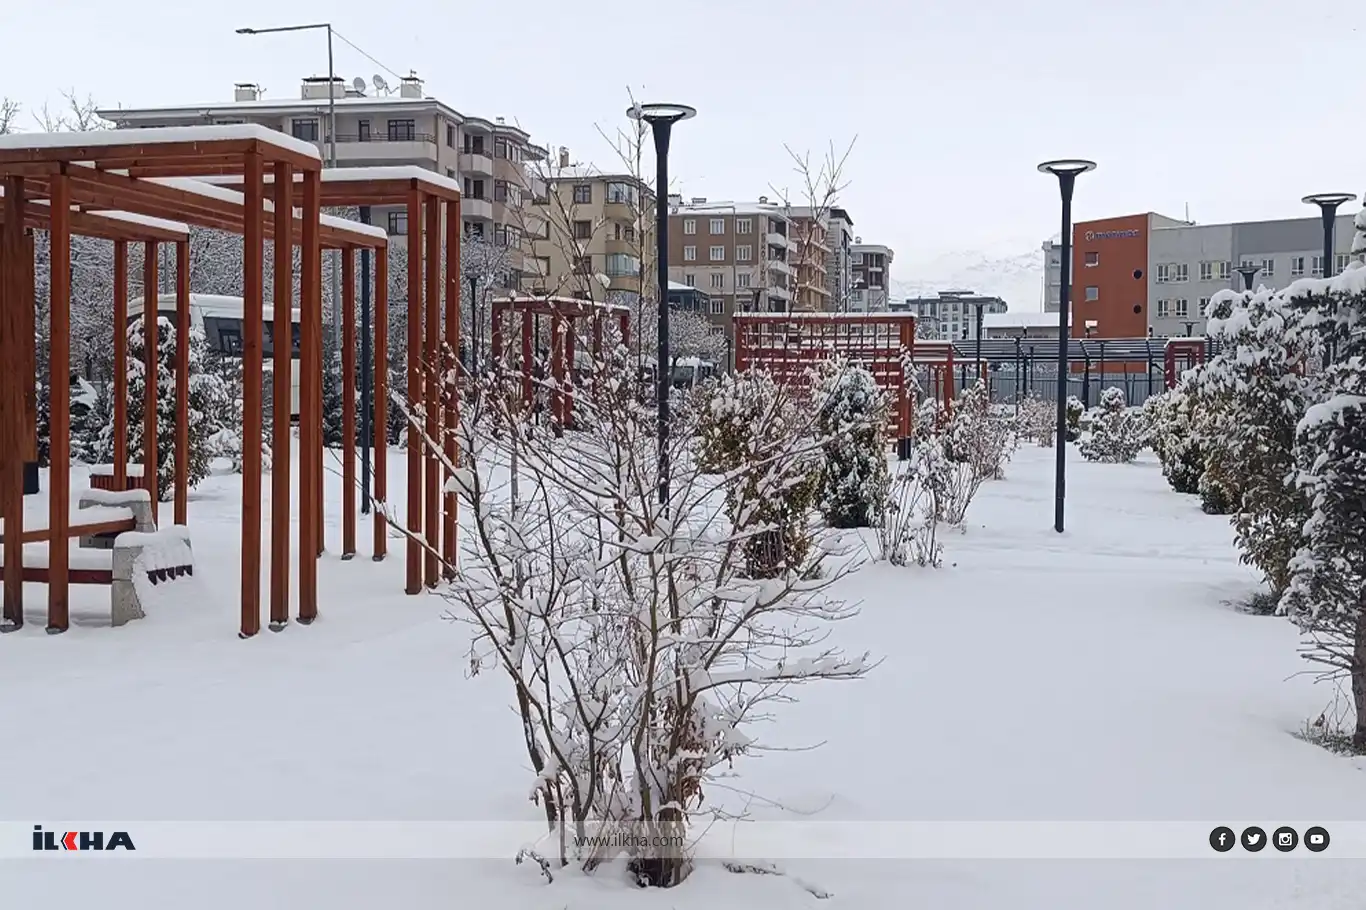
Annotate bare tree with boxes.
[0,97,19,135]
[770,141,856,312]
[32,89,108,132]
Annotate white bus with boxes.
[127,293,303,417]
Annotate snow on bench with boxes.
[88,464,146,478]
[0,500,141,543]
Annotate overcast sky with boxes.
[3,0,1362,288]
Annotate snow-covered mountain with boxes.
[891,245,1046,313]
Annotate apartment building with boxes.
[97,75,546,288]
[897,290,1007,340]
[1043,240,1064,313]
[782,207,832,311]
[825,207,855,305]
[666,197,794,330]
[527,149,654,300]
[1068,209,1358,338]
[849,240,894,312]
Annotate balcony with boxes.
[459,152,495,176]
[604,236,638,256]
[603,201,637,223]
[766,232,789,249]
[463,197,494,221]
[332,133,438,164]
[766,258,791,275]
[767,284,791,301]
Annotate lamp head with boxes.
[235,27,256,34]
[1037,159,1097,179]
[1302,192,1356,209]
[626,102,697,126]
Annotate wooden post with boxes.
[21,232,35,468]
[299,168,321,623]
[341,245,357,559]
[405,187,422,595]
[520,306,533,407]
[563,315,576,427]
[373,245,388,562]
[113,241,128,489]
[0,177,26,629]
[240,150,265,639]
[550,310,565,427]
[270,161,294,630]
[174,239,191,526]
[424,195,440,588]
[143,241,159,522]
[48,167,72,633]
[442,198,459,576]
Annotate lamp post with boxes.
[1037,158,1096,534]
[970,300,987,386]
[1302,192,1356,364]
[628,102,696,513]
[1182,321,1197,336]
[1235,263,1261,292]
[359,205,372,515]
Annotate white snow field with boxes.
[3,445,1366,908]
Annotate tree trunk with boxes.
[1353,610,1366,753]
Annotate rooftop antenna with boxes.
[351,76,367,95]
[1185,202,1190,222]
[372,74,390,95]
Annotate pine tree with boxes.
[811,358,891,529]
[71,378,113,465]
[1079,387,1144,463]
[1145,383,1206,494]
[1064,395,1084,442]
[321,341,347,447]
[123,317,226,501]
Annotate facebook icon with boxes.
[1209,826,1236,853]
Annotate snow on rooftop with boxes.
[0,124,321,163]
[673,200,791,219]
[983,312,1064,328]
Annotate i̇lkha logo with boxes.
[32,825,135,851]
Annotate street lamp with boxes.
[1037,158,1096,535]
[1302,192,1356,364]
[628,101,696,513]
[1182,321,1197,336]
[969,300,987,386]
[1235,263,1261,292]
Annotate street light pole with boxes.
[1302,192,1356,364]
[1038,158,1097,535]
[359,205,372,515]
[628,102,696,514]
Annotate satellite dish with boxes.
[372,74,389,94]
[352,76,367,94]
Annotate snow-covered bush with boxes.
[70,377,111,465]
[1079,387,1144,463]
[1144,384,1205,494]
[1016,394,1055,447]
[427,358,871,885]
[1065,395,1084,442]
[810,357,891,529]
[875,435,952,566]
[944,380,1015,479]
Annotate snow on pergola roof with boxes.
[144,177,387,242]
[195,165,463,205]
[0,123,320,163]
[0,184,190,243]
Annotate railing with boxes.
[332,133,437,144]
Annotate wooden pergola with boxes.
[0,125,387,637]
[202,166,462,596]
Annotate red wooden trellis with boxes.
[1164,337,1205,388]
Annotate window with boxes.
[852,252,864,265]
[1156,299,1170,318]
[357,120,371,142]
[1262,258,1275,277]
[464,135,484,154]
[606,182,637,206]
[1199,297,1210,316]
[446,168,456,179]
[683,273,696,287]
[1084,251,1099,267]
[572,220,592,241]
[1172,263,1188,282]
[446,124,456,147]
[387,119,415,141]
[736,245,753,262]
[493,225,507,247]
[683,246,696,261]
[710,298,724,315]
[710,273,725,289]
[709,246,725,261]
[1217,261,1230,280]
[683,219,696,235]
[1241,258,1255,270]
[1199,262,1213,281]
[494,138,510,159]
[464,221,484,240]
[1175,298,1189,317]
[1291,256,1305,277]
[709,218,725,234]
[1312,255,1325,277]
[219,328,242,355]
[605,253,639,277]
[291,118,319,141]
[1337,253,1351,273]
[1085,286,1099,301]
[736,218,752,234]
[573,184,592,205]
[1156,263,1171,283]
[736,272,751,289]
[386,211,408,235]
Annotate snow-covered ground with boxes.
[3,445,1366,908]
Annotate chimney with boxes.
[667,193,683,207]
[495,116,506,125]
[234,83,261,102]
[558,147,570,168]
[854,235,862,243]
[758,195,768,204]
[399,73,423,99]
[301,76,343,100]
[690,197,706,204]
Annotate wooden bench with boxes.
[88,464,146,494]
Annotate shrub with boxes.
[810,358,891,529]
[1079,387,1144,463]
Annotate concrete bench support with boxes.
[111,528,195,627]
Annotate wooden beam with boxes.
[405,187,422,596]
[0,176,26,629]
[113,242,128,489]
[298,168,321,624]
[424,195,440,588]
[341,245,357,559]
[174,240,190,526]
[240,151,264,639]
[443,198,459,577]
[270,161,293,631]
[20,231,35,463]
[373,245,389,562]
[0,138,258,168]
[143,241,159,524]
[48,167,72,633]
